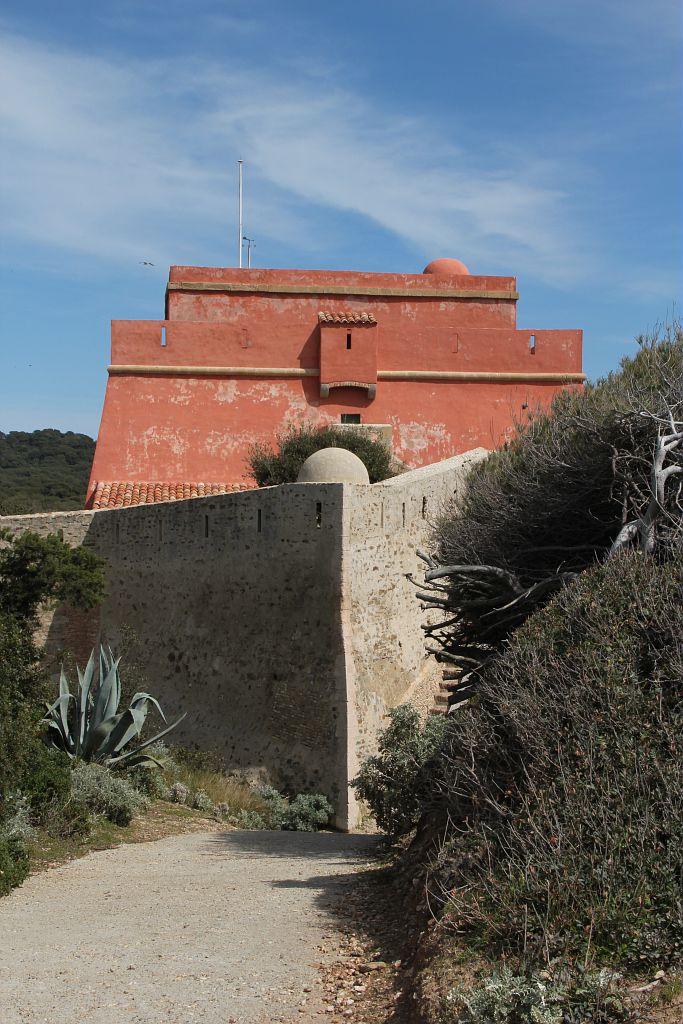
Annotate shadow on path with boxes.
[203,828,409,1021]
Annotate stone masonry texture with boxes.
[1,451,485,828]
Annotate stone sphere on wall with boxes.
[423,257,470,276]
[296,447,370,484]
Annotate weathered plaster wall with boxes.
[87,264,582,500]
[1,451,484,828]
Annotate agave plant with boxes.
[42,646,185,767]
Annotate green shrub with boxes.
[429,551,683,969]
[127,764,168,799]
[70,762,148,827]
[2,797,36,843]
[248,423,398,486]
[0,831,29,896]
[0,528,104,623]
[229,785,333,831]
[353,705,446,839]
[21,746,72,822]
[0,529,105,827]
[254,784,289,828]
[229,809,271,829]
[168,781,189,804]
[0,613,47,818]
[51,798,91,838]
[281,793,333,831]
[444,967,631,1024]
[191,790,215,813]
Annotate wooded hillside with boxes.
[0,430,94,515]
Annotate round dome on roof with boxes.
[423,257,470,276]
[296,447,370,485]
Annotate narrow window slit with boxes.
[161,326,167,347]
[257,509,262,533]
[422,496,428,519]
[346,332,352,350]
[402,502,406,527]
[158,520,163,541]
[529,333,536,354]
[204,514,209,538]
[315,501,322,528]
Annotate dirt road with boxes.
[0,829,377,1023]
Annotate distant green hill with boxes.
[0,430,95,515]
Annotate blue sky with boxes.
[1,0,681,436]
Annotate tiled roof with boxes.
[89,481,250,509]
[318,311,377,325]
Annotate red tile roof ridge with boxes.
[318,311,377,325]
[89,481,252,509]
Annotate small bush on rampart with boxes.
[248,423,398,485]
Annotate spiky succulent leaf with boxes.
[42,693,76,754]
[77,648,97,755]
[44,646,185,767]
[108,713,187,766]
[58,668,72,738]
[128,693,167,722]
[95,707,147,758]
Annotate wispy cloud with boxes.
[0,28,600,284]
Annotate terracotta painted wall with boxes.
[87,266,582,502]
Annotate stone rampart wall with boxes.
[0,450,486,828]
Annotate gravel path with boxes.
[0,829,377,1024]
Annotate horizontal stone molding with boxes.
[377,369,586,383]
[167,281,519,301]
[108,364,318,378]
[108,364,585,384]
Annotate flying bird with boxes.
[140,260,155,266]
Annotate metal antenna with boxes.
[237,160,244,268]
[243,236,255,269]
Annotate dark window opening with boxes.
[341,413,361,424]
[316,501,322,528]
[204,514,209,538]
[529,333,536,354]
[257,509,262,533]
[158,520,163,541]
[346,332,352,349]
[402,502,406,527]
[422,496,428,520]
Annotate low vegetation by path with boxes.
[0,829,377,1024]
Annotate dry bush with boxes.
[420,328,682,697]
[427,551,683,970]
[173,766,267,816]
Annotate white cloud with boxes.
[1,29,589,284]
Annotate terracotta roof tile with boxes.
[318,311,377,325]
[88,481,250,510]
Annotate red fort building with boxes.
[86,258,583,508]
